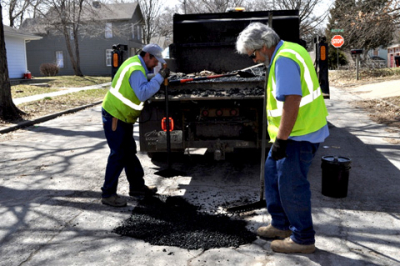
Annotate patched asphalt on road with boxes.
[113,195,257,250]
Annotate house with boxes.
[367,47,387,62]
[387,44,400,67]
[20,1,144,77]
[4,25,42,79]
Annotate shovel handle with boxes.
[163,64,168,86]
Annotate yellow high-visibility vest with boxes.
[102,56,146,123]
[267,41,328,142]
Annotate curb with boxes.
[0,101,103,134]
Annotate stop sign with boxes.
[331,35,344,48]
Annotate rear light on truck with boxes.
[230,109,238,116]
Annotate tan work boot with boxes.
[257,224,292,239]
[101,195,127,207]
[271,237,315,254]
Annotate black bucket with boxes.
[321,156,352,198]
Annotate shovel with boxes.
[169,63,263,84]
[155,64,187,178]
[226,64,270,213]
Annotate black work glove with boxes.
[271,138,288,160]
[159,68,170,79]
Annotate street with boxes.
[0,85,399,266]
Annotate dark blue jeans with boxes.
[264,140,319,245]
[101,108,144,198]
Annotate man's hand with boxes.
[271,138,288,160]
[159,68,170,79]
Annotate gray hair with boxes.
[236,22,280,54]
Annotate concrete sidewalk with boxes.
[343,79,400,100]
[13,82,111,105]
[0,85,399,265]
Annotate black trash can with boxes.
[321,156,352,198]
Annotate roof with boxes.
[387,43,400,49]
[4,25,42,40]
[20,2,143,33]
[82,2,140,21]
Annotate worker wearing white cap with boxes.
[101,43,170,207]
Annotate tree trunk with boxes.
[64,31,83,77]
[0,3,23,121]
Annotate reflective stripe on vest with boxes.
[109,62,144,111]
[268,49,321,118]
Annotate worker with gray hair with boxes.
[236,22,329,253]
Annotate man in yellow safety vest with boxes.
[236,23,329,254]
[101,44,170,207]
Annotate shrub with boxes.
[40,63,59,76]
[328,49,348,69]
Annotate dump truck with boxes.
[138,9,328,160]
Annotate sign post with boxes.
[331,35,344,69]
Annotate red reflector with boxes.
[202,110,209,117]
[161,117,174,131]
[230,109,238,116]
[216,109,223,116]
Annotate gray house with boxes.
[21,1,144,77]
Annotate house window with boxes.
[106,49,113,66]
[56,51,64,68]
[132,24,141,41]
[137,25,141,41]
[69,26,74,40]
[105,23,112,38]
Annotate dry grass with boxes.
[12,76,110,98]
[17,88,108,120]
[1,76,109,128]
[329,68,400,88]
[352,97,400,130]
[330,68,400,134]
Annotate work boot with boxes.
[129,185,158,196]
[101,195,127,207]
[257,224,292,239]
[271,237,316,254]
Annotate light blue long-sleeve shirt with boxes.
[271,40,329,143]
[129,55,164,102]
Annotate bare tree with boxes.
[3,0,31,28]
[34,0,86,76]
[138,0,163,44]
[327,0,399,53]
[247,0,331,47]
[178,0,246,13]
[0,4,23,121]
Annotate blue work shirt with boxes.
[271,40,329,143]
[129,55,164,102]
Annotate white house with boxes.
[4,25,42,79]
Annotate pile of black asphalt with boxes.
[113,195,257,250]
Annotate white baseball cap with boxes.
[142,44,166,64]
